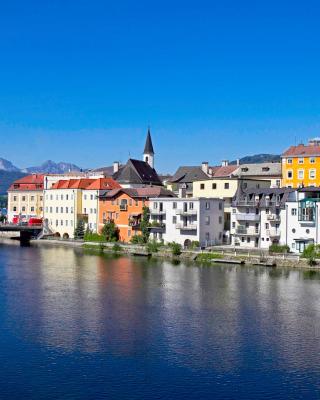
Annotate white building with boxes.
[286,187,320,253]
[231,188,294,249]
[149,197,224,248]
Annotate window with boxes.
[306,229,310,234]
[56,195,59,201]
[298,170,304,180]
[172,216,177,224]
[71,220,73,227]
[241,237,245,243]
[224,183,229,189]
[205,202,210,210]
[153,202,158,209]
[266,209,269,214]
[71,207,74,214]
[45,207,48,213]
[219,202,223,210]
[61,220,63,226]
[60,207,63,213]
[292,243,295,249]
[90,194,94,200]
[66,194,69,200]
[61,195,64,200]
[135,200,138,206]
[31,196,34,201]
[94,208,97,214]
[189,202,194,209]
[90,208,93,214]
[205,232,210,241]
[66,207,68,213]
[287,170,293,179]
[66,220,68,226]
[276,180,281,187]
[84,194,87,200]
[205,216,210,225]
[13,196,17,202]
[173,202,177,209]
[50,195,53,200]
[200,184,205,190]
[291,208,297,216]
[31,207,35,212]
[219,216,222,224]
[310,157,316,164]
[22,196,26,202]
[56,220,58,227]
[292,228,296,233]
[13,206,17,212]
[233,208,236,213]
[50,207,53,213]
[212,183,217,189]
[129,199,132,206]
[232,222,236,228]
[309,169,316,179]
[247,237,250,243]
[245,222,249,228]
[298,158,304,164]
[84,208,87,214]
[265,223,269,229]
[287,158,293,164]
[56,207,59,213]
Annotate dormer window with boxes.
[241,167,249,172]
[262,167,270,172]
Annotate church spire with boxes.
[143,127,155,168]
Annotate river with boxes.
[0,241,319,399]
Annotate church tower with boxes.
[143,128,155,169]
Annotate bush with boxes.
[146,240,161,253]
[269,244,290,254]
[169,242,182,256]
[190,241,200,250]
[302,244,320,265]
[101,220,120,242]
[130,235,146,245]
[84,232,105,242]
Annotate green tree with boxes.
[101,220,119,242]
[140,206,151,243]
[169,242,182,256]
[74,219,85,239]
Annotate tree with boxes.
[140,206,151,243]
[74,219,85,239]
[101,220,119,242]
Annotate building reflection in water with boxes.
[2,244,320,377]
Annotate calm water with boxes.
[0,242,319,399]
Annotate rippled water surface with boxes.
[0,242,319,399]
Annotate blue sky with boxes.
[0,0,319,172]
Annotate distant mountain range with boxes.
[22,160,82,174]
[230,154,281,165]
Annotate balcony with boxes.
[150,209,166,216]
[149,223,166,233]
[176,209,197,216]
[236,213,260,222]
[267,214,281,222]
[235,227,260,236]
[266,229,280,238]
[176,223,197,231]
[236,200,260,207]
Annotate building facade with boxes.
[98,187,175,242]
[149,197,224,248]
[282,138,320,188]
[7,174,45,223]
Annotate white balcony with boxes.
[266,229,280,238]
[236,213,260,222]
[176,223,197,231]
[150,209,166,216]
[176,209,197,216]
[267,214,281,222]
[235,227,260,236]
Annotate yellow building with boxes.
[282,139,320,188]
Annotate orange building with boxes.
[282,138,320,188]
[99,187,175,242]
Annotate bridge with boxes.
[0,224,44,245]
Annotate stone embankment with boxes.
[27,238,319,269]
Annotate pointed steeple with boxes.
[144,127,154,155]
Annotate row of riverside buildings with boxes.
[6,134,320,252]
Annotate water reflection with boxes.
[0,243,320,398]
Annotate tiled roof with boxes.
[8,174,45,191]
[100,187,176,199]
[113,159,162,185]
[169,166,209,183]
[86,178,121,190]
[282,144,320,157]
[51,179,94,190]
[212,165,238,177]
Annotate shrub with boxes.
[140,206,151,243]
[269,244,290,254]
[169,242,182,256]
[84,232,105,242]
[197,253,223,262]
[146,240,161,253]
[302,244,320,265]
[130,235,146,245]
[190,241,200,250]
[74,220,85,240]
[101,220,120,242]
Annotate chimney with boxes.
[113,161,119,173]
[178,184,187,198]
[201,161,209,175]
[221,160,229,167]
[236,159,240,166]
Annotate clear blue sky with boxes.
[0,0,319,172]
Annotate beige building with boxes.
[44,177,121,238]
[7,174,45,223]
[193,177,271,239]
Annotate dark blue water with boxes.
[0,242,319,399]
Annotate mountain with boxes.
[23,160,82,174]
[0,171,27,195]
[230,154,281,165]
[0,158,20,172]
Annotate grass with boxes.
[196,253,224,262]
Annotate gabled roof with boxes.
[212,165,238,178]
[86,177,121,190]
[233,187,295,208]
[144,128,154,154]
[113,159,162,186]
[8,174,45,191]
[234,162,281,177]
[282,144,320,157]
[100,186,175,199]
[169,166,209,183]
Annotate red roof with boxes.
[282,144,320,157]
[8,174,45,191]
[86,177,121,190]
[51,177,121,191]
[211,165,238,177]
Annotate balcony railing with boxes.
[176,223,197,231]
[236,200,260,206]
[235,227,260,236]
[266,229,280,238]
[236,213,260,222]
[150,209,166,216]
[176,209,197,216]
